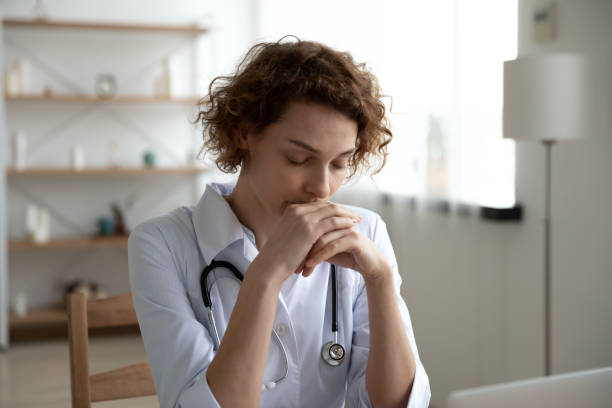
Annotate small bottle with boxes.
[4,63,20,96]
[12,130,27,170]
[13,292,28,317]
[33,209,50,244]
[25,204,39,240]
[71,145,85,171]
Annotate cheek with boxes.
[330,174,345,193]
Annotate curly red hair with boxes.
[195,36,392,179]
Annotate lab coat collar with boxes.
[192,180,256,265]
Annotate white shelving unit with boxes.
[1,18,211,348]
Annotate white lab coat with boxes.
[128,181,431,407]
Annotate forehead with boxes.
[269,101,358,149]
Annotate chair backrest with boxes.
[67,292,156,408]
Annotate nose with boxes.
[304,166,331,199]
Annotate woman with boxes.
[128,37,430,408]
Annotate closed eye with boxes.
[287,157,346,170]
[287,158,309,166]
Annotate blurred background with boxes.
[0,0,610,407]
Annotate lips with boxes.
[288,199,325,204]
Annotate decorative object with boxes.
[25,203,50,244]
[25,204,38,239]
[70,145,85,171]
[34,210,50,244]
[66,280,92,300]
[12,292,28,317]
[143,151,157,167]
[32,0,48,19]
[11,129,27,170]
[4,61,21,96]
[4,59,32,95]
[533,2,556,43]
[153,57,171,97]
[65,280,109,303]
[503,54,592,376]
[98,216,115,236]
[95,73,118,98]
[111,203,128,236]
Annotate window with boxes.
[256,0,518,208]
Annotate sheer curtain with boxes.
[256,0,517,208]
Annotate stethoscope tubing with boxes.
[331,264,338,334]
[200,259,344,389]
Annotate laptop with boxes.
[446,366,612,408]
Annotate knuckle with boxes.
[305,220,317,236]
[329,217,342,228]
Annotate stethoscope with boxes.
[200,260,345,391]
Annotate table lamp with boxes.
[503,54,592,376]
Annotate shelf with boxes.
[9,306,140,342]
[2,17,208,34]
[9,307,66,329]
[7,166,210,176]
[9,236,129,251]
[5,93,201,104]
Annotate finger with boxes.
[294,259,306,274]
[288,200,361,222]
[302,264,315,277]
[309,202,362,223]
[309,227,354,257]
[306,234,356,267]
[283,200,330,217]
[314,216,359,239]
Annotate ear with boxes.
[237,125,250,150]
[238,131,249,150]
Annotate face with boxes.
[240,101,358,216]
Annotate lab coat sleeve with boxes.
[128,225,221,408]
[345,215,431,408]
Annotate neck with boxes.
[224,173,277,250]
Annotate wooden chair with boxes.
[67,292,156,407]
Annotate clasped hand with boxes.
[255,201,390,285]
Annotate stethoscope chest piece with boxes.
[321,341,345,366]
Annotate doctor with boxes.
[128,37,430,408]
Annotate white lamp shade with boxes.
[503,54,592,142]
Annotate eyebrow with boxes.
[287,139,355,157]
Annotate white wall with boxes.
[508,0,612,376]
[334,188,516,407]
